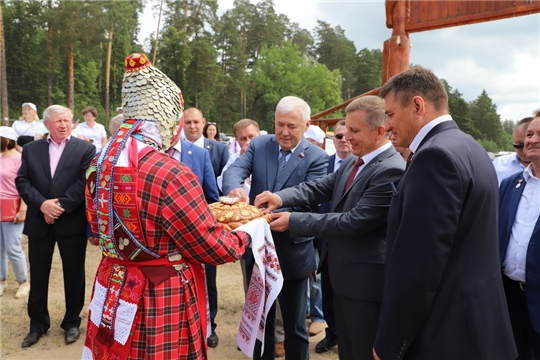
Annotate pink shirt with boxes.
[47,136,71,177]
[0,152,22,199]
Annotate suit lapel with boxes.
[40,139,52,180]
[505,176,525,236]
[327,154,335,174]
[180,141,194,167]
[417,120,459,151]
[51,138,77,184]
[333,157,355,209]
[336,147,396,205]
[204,138,212,152]
[266,139,279,191]
[272,138,308,192]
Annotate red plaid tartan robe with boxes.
[85,150,250,359]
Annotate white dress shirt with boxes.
[409,115,453,154]
[349,141,392,181]
[492,153,525,186]
[503,166,540,282]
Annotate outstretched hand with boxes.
[254,191,282,214]
[227,188,249,204]
[269,212,290,232]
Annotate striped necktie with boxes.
[276,149,291,179]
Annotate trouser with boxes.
[503,275,540,360]
[0,221,28,283]
[205,264,218,330]
[334,293,381,360]
[27,229,87,333]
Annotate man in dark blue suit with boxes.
[374,66,516,360]
[183,107,229,347]
[223,96,328,360]
[184,107,228,183]
[499,110,540,360]
[168,139,219,203]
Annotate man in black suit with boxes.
[183,106,228,347]
[16,105,95,348]
[373,66,517,360]
[255,96,405,359]
[223,96,328,360]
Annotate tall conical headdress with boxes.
[121,53,184,149]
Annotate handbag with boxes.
[1,198,21,222]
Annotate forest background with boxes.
[0,0,519,152]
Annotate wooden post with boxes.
[382,0,410,83]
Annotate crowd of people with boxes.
[1,55,539,360]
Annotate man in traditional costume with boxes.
[82,53,250,360]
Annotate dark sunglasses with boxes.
[334,133,346,140]
[513,143,524,149]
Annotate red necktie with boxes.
[345,157,364,190]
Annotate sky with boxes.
[139,0,540,122]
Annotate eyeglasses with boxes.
[334,133,346,140]
[513,143,524,149]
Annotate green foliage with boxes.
[248,42,342,130]
[353,48,383,95]
[498,132,515,151]
[3,0,49,118]
[313,21,357,100]
[442,80,480,138]
[156,26,192,91]
[0,0,512,143]
[501,119,515,135]
[469,90,509,149]
[477,139,499,153]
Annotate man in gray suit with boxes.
[254,96,405,359]
[223,96,328,360]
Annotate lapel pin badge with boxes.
[299,152,305,158]
[516,179,523,189]
[188,150,192,155]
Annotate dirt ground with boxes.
[0,238,338,359]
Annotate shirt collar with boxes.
[409,114,453,154]
[173,140,182,153]
[360,141,392,165]
[193,135,205,148]
[523,164,539,182]
[47,135,71,146]
[278,143,300,155]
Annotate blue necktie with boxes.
[276,149,291,179]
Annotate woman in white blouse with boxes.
[77,107,108,154]
[11,103,43,140]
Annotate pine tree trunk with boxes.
[105,29,113,120]
[47,25,53,106]
[67,44,75,112]
[0,4,9,125]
